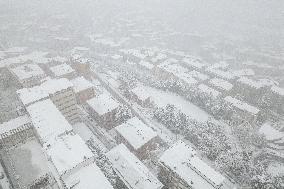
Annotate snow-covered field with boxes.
[139,85,210,122]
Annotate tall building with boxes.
[17,78,80,124]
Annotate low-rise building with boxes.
[130,85,152,107]
[50,63,76,79]
[208,78,233,94]
[86,92,121,129]
[159,141,230,189]
[9,63,46,87]
[70,76,95,104]
[106,144,163,189]
[114,117,160,159]
[270,86,284,115]
[0,115,33,148]
[224,96,260,125]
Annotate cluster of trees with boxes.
[153,104,230,161]
[153,104,282,189]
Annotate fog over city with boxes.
[0,0,283,189]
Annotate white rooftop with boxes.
[271,86,284,96]
[10,64,45,80]
[17,86,49,106]
[237,77,264,89]
[50,63,75,77]
[45,133,94,176]
[198,84,221,98]
[26,99,73,144]
[63,162,113,189]
[188,70,209,81]
[138,60,154,69]
[106,144,163,189]
[209,78,233,91]
[224,96,260,115]
[160,141,225,188]
[115,117,157,150]
[206,68,235,80]
[183,58,205,69]
[131,85,151,101]
[17,78,73,106]
[70,76,94,93]
[0,115,31,137]
[87,92,120,115]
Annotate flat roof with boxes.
[115,117,157,150]
[131,85,151,101]
[209,78,233,91]
[160,141,225,188]
[106,144,163,189]
[0,115,31,137]
[50,63,75,77]
[224,96,260,115]
[87,92,120,115]
[26,99,73,144]
[183,58,205,69]
[17,78,73,106]
[271,86,284,96]
[45,133,94,176]
[70,76,94,93]
[63,162,113,189]
[10,63,45,80]
[198,84,221,98]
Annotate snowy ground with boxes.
[137,85,210,122]
[2,138,50,188]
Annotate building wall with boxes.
[76,88,95,104]
[50,87,80,125]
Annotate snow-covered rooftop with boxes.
[50,63,75,77]
[138,60,154,69]
[259,123,284,141]
[206,68,235,80]
[87,92,120,115]
[198,84,221,98]
[10,64,45,80]
[271,86,284,96]
[237,77,264,89]
[45,133,94,176]
[26,99,73,144]
[224,96,260,115]
[188,70,209,81]
[115,117,157,150]
[0,115,31,137]
[209,78,233,91]
[183,58,205,69]
[70,76,94,93]
[17,78,73,106]
[160,141,225,188]
[158,63,198,85]
[106,144,163,189]
[63,162,113,189]
[131,85,151,101]
[17,86,49,106]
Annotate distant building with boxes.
[208,78,233,95]
[130,85,152,107]
[106,144,163,189]
[114,117,160,159]
[0,115,33,148]
[270,86,284,115]
[17,78,80,124]
[224,96,260,125]
[50,63,76,79]
[159,141,231,189]
[70,76,95,104]
[9,63,46,87]
[86,92,121,129]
